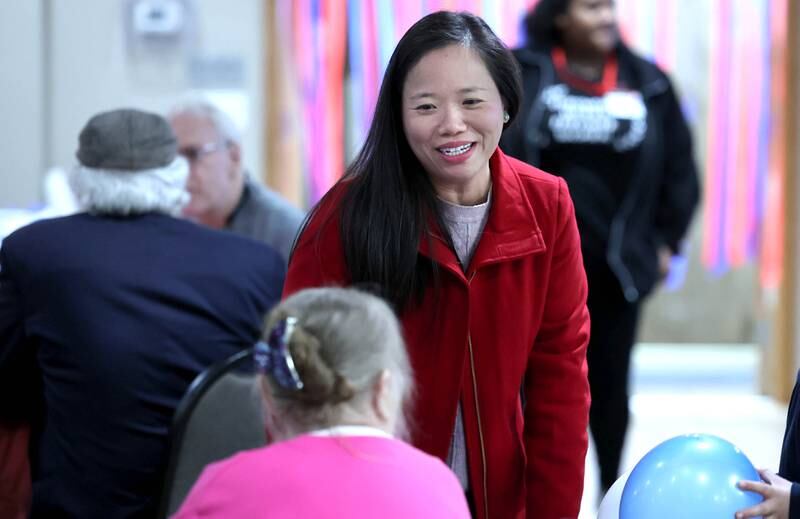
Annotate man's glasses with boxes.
[178,142,224,163]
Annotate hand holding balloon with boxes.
[619,433,763,519]
[736,469,791,519]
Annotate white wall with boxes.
[0,1,45,207]
[0,0,266,209]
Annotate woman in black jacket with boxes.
[500,0,700,493]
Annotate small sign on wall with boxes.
[130,0,186,39]
[124,0,195,55]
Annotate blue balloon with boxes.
[620,433,763,519]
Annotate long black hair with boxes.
[333,11,522,311]
[524,0,571,48]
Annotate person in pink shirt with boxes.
[173,287,470,519]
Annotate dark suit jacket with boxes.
[0,213,284,518]
[781,370,800,519]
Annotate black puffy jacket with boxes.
[501,43,700,302]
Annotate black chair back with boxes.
[157,348,266,518]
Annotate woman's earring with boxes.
[503,111,510,124]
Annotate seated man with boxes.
[0,109,285,518]
[168,100,304,263]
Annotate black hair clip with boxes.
[254,316,304,391]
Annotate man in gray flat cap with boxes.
[0,108,285,518]
[168,100,304,264]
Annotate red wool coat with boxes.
[284,149,590,519]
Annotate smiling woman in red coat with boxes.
[284,11,590,519]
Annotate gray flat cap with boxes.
[76,108,177,170]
